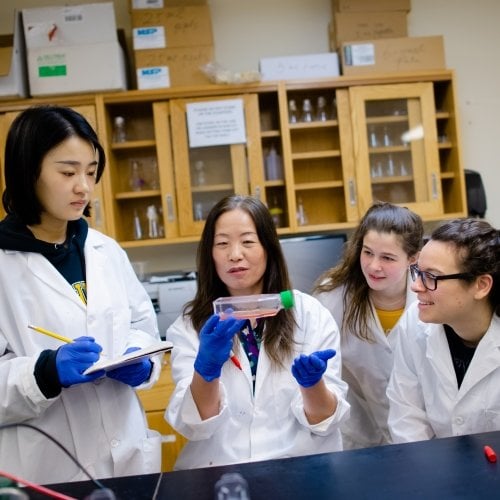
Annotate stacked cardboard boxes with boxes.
[330,0,446,75]
[21,2,127,96]
[130,0,214,89]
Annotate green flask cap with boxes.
[279,290,294,309]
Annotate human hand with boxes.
[291,349,336,388]
[106,347,153,387]
[56,336,104,387]
[194,314,246,382]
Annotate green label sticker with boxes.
[38,65,67,77]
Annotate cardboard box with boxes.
[331,11,407,48]
[27,43,127,96]
[22,3,118,47]
[130,0,206,9]
[131,5,213,49]
[0,11,28,99]
[259,53,340,81]
[341,36,445,76]
[332,0,411,12]
[134,45,214,89]
[22,3,127,96]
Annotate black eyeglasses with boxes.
[409,264,474,291]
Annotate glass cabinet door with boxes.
[170,94,263,237]
[350,83,443,217]
[281,85,358,232]
[100,98,170,246]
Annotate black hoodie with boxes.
[0,214,88,296]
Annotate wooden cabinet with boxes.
[0,70,467,247]
[348,82,443,217]
[169,94,264,236]
[279,85,359,232]
[136,353,187,472]
[276,73,466,233]
[96,96,178,246]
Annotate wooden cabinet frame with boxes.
[0,70,467,247]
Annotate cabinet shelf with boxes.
[366,115,408,124]
[292,150,341,160]
[440,172,456,179]
[191,184,234,193]
[112,139,156,150]
[261,130,281,138]
[369,145,409,154]
[115,189,161,199]
[289,119,338,129]
[265,179,286,187]
[436,111,451,119]
[371,176,414,185]
[295,180,344,190]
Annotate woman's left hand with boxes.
[106,347,153,387]
[291,349,336,388]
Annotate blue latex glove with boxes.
[194,314,246,382]
[56,336,104,387]
[106,347,153,387]
[291,349,336,388]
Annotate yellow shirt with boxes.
[375,307,405,335]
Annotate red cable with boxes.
[0,470,77,500]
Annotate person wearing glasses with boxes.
[314,202,423,449]
[387,218,500,442]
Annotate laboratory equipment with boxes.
[264,144,283,180]
[213,290,294,320]
[112,116,126,143]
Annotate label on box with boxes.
[133,26,166,50]
[260,53,340,81]
[137,66,170,89]
[36,52,67,77]
[132,0,164,8]
[62,6,84,24]
[344,43,375,66]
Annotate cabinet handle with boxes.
[348,179,357,206]
[431,173,439,199]
[254,187,261,200]
[93,199,102,227]
[165,194,175,221]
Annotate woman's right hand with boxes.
[194,315,245,381]
[55,336,104,387]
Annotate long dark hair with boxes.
[313,202,423,341]
[184,195,296,366]
[3,105,105,225]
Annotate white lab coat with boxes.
[165,291,350,470]
[0,228,162,484]
[387,303,500,443]
[315,276,416,449]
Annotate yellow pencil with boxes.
[28,324,73,344]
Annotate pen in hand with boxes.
[27,324,73,344]
[28,324,106,359]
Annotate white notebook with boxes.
[83,340,173,375]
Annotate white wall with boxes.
[1,0,498,271]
